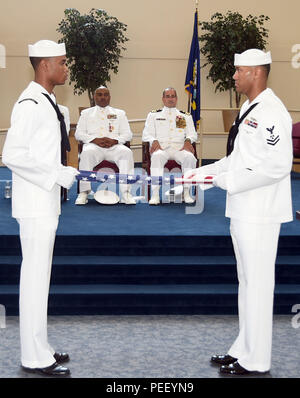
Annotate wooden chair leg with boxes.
[61,187,68,201]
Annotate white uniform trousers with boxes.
[150,148,196,194]
[228,219,281,372]
[18,216,58,369]
[79,143,134,195]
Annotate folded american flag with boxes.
[76,170,176,186]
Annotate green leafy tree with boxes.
[57,8,129,106]
[199,11,270,107]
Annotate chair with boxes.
[60,106,72,202]
[61,150,68,201]
[142,141,199,199]
[292,122,300,218]
[292,122,300,169]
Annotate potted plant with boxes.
[57,8,129,107]
[199,11,270,130]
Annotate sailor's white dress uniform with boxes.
[2,81,72,368]
[194,87,293,371]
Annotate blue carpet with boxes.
[1,167,300,315]
[1,167,300,236]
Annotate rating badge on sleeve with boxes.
[266,125,280,146]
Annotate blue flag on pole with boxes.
[185,10,200,130]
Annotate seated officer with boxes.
[75,86,136,205]
[142,87,197,205]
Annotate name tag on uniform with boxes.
[156,118,166,121]
[107,114,117,119]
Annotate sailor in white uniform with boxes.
[75,86,136,205]
[142,87,197,204]
[2,40,79,376]
[185,49,293,375]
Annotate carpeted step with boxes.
[1,283,300,316]
[0,255,237,284]
[1,255,300,285]
[2,254,300,265]
[1,234,300,256]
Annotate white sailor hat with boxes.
[94,189,120,205]
[28,40,66,57]
[234,49,272,66]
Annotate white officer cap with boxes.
[28,40,66,57]
[234,49,272,66]
[94,190,120,205]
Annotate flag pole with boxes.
[187,93,191,113]
[187,1,199,113]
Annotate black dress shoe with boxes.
[54,352,70,364]
[220,361,268,376]
[22,362,70,376]
[211,354,237,366]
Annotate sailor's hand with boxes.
[181,140,195,154]
[150,140,162,154]
[212,173,228,190]
[56,166,80,189]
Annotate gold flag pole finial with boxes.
[196,0,199,10]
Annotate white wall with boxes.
[1,0,300,160]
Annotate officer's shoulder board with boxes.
[18,98,38,105]
[180,110,190,116]
[151,109,162,113]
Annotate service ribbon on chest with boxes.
[176,115,186,129]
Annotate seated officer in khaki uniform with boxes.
[142,87,197,205]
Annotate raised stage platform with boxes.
[1,167,300,316]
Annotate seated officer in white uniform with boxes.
[142,87,197,205]
[185,49,293,376]
[75,86,136,205]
